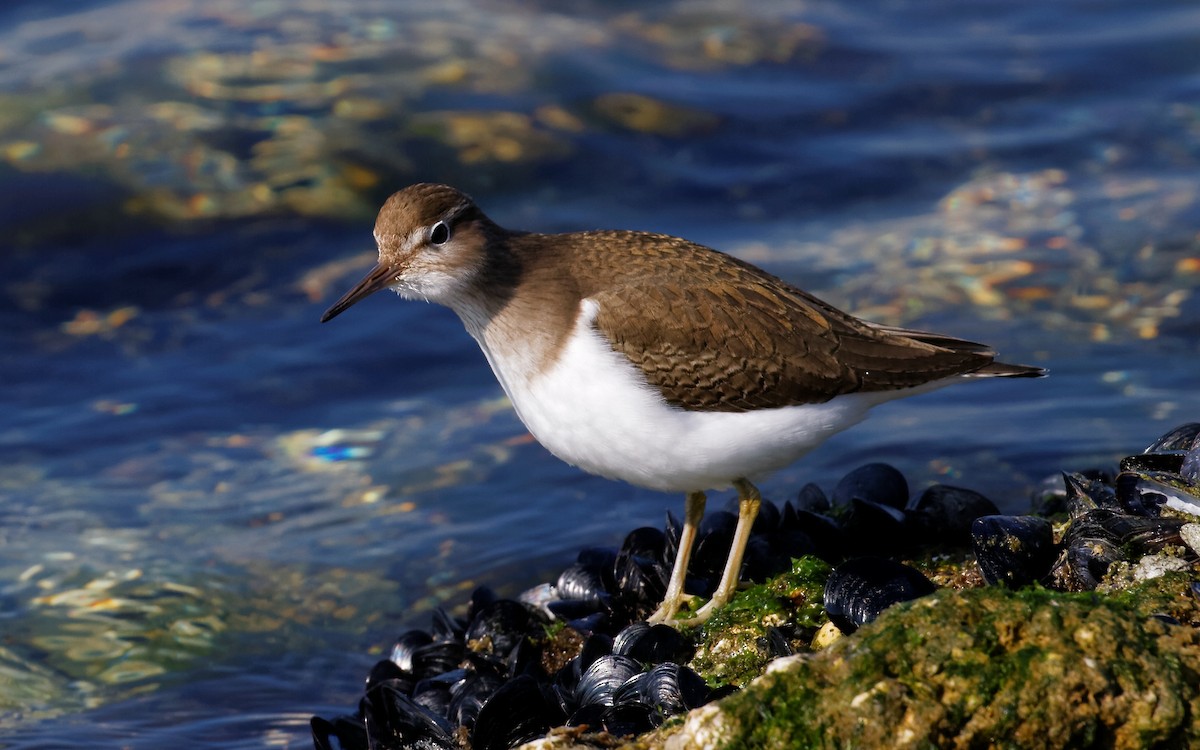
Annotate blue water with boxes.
[2,0,1199,746]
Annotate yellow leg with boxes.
[683,478,761,625]
[647,490,705,624]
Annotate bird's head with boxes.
[321,183,497,322]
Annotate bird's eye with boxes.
[429,221,451,246]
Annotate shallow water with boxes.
[1,0,1198,746]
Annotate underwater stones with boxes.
[590,92,719,137]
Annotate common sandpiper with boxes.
[321,183,1044,625]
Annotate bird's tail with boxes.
[965,361,1047,378]
[870,324,1046,378]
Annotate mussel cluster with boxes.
[311,424,1200,750]
[972,422,1200,591]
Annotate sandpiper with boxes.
[321,183,1043,625]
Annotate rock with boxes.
[637,575,1200,750]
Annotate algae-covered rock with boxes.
[690,556,831,688]
[665,574,1200,750]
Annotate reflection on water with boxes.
[1,0,1198,746]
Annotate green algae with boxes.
[690,557,831,687]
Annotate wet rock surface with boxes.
[310,422,1200,750]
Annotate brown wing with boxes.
[588,250,1001,413]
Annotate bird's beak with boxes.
[320,262,398,322]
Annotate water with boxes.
[2,0,1198,746]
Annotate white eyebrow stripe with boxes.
[403,225,425,252]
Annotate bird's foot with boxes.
[646,593,697,625]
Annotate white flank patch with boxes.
[475,298,923,493]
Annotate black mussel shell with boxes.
[471,674,563,750]
[612,622,694,665]
[1056,536,1123,591]
[1143,423,1200,453]
[1051,509,1187,590]
[566,702,610,732]
[412,668,468,718]
[907,485,1000,547]
[1123,422,1200,477]
[505,633,543,678]
[794,482,831,513]
[971,515,1056,588]
[833,463,909,510]
[1083,509,1184,552]
[1062,471,1120,515]
[576,654,641,710]
[690,510,738,588]
[603,701,656,737]
[449,670,505,732]
[780,507,846,561]
[465,600,540,660]
[410,640,466,678]
[553,657,583,714]
[577,546,619,569]
[389,629,433,672]
[562,611,610,636]
[1114,472,1166,516]
[619,527,667,559]
[568,549,620,607]
[578,633,614,673]
[361,682,456,750]
[840,498,907,556]
[311,715,367,750]
[1117,471,1200,517]
[555,562,612,608]
[1120,452,1187,475]
[766,527,818,567]
[547,598,606,621]
[366,659,412,693]
[824,557,936,633]
[467,586,499,619]
[615,528,669,605]
[759,626,793,659]
[431,607,467,642]
[741,533,786,582]
[612,662,711,728]
[1183,447,1200,485]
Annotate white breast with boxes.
[471,298,914,493]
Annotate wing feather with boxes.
[585,251,997,411]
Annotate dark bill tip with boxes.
[320,263,396,323]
